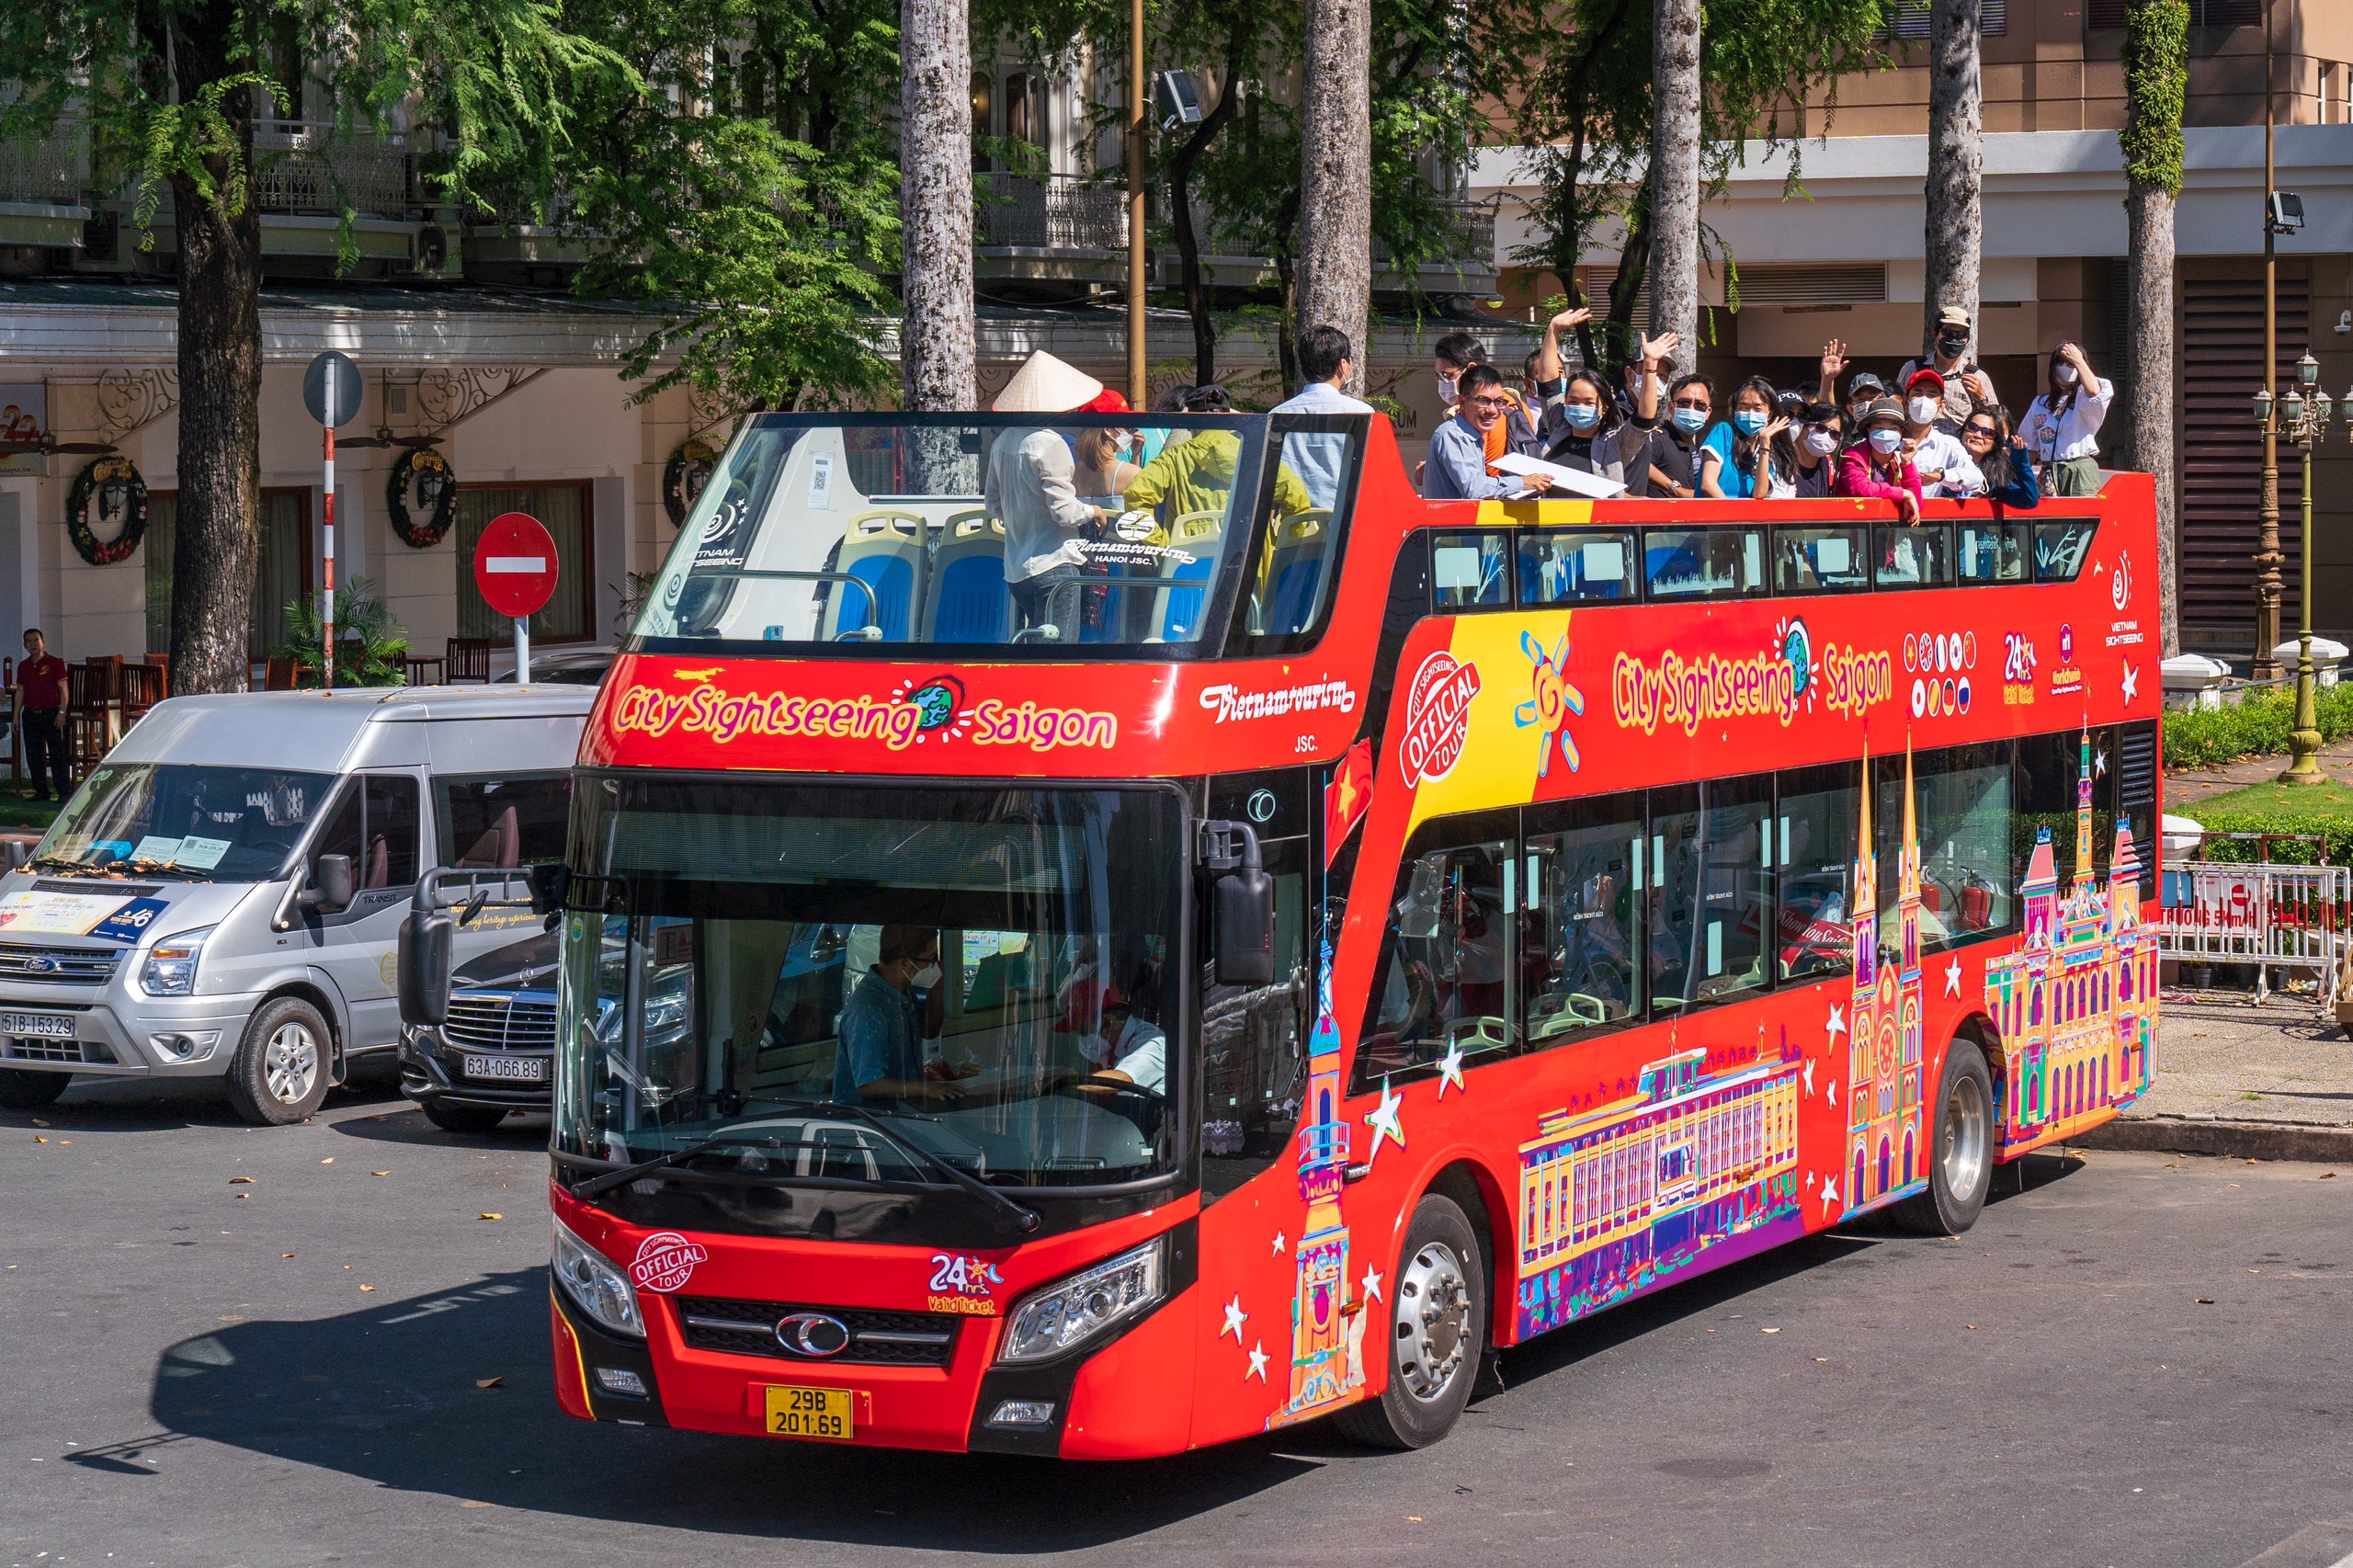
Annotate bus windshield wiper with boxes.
[767,1097,1041,1234]
[566,1131,794,1202]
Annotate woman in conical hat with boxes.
[992,350,1130,415]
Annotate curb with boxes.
[2077,1116,2353,1164]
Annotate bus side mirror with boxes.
[398,908,454,1028]
[528,861,571,928]
[1201,819,1275,986]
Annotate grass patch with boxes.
[0,794,62,834]
[2180,777,2353,863]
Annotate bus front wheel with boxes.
[1335,1191,1484,1450]
[1893,1037,1995,1236]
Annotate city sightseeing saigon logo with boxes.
[1397,650,1482,788]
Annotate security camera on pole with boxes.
[301,351,362,687]
[472,511,558,684]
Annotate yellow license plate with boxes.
[763,1384,857,1441]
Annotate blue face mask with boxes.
[1733,410,1768,436]
[1869,427,1904,456]
[1561,403,1602,432]
[1672,407,1709,435]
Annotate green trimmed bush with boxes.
[2178,780,2353,865]
[2162,683,2353,772]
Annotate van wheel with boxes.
[422,1100,509,1135]
[224,998,332,1126]
[1334,1192,1484,1450]
[0,1069,70,1109]
[1893,1038,1995,1235]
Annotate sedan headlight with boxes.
[551,1216,644,1339]
[996,1237,1165,1364]
[139,926,215,997]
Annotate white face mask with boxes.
[2054,365,2079,387]
[1438,372,1461,406]
[911,962,942,989]
[1802,429,1840,458]
[1908,396,1940,426]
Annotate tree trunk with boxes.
[166,25,263,698]
[1646,0,1700,379]
[1296,0,1371,396]
[2125,185,2178,656]
[1165,46,1245,389]
[1924,0,1984,353]
[898,0,974,412]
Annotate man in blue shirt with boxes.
[1424,365,1555,501]
[1272,325,1374,510]
[834,926,956,1104]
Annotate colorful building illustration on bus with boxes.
[1984,727,2157,1146]
[1844,748,1927,1218]
[1268,960,1365,1429]
[1513,1043,1804,1337]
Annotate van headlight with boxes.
[551,1216,644,1339]
[139,926,215,997]
[996,1237,1165,1364]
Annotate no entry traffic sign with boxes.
[472,512,559,619]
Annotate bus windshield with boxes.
[631,415,1354,653]
[558,777,1184,1195]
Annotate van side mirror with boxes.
[398,908,454,1028]
[1200,819,1276,986]
[296,853,356,915]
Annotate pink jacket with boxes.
[1836,447,1922,505]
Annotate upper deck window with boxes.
[631,414,1363,658]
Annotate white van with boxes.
[0,686,591,1124]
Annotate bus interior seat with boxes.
[964,949,1031,1011]
[820,511,926,641]
[1155,510,1226,641]
[1263,511,1332,633]
[923,513,1009,642]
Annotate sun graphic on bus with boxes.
[1514,627,1584,777]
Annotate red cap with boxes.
[1905,367,1946,394]
[1076,387,1131,414]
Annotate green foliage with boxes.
[2162,684,2353,772]
[2182,780,2353,866]
[271,577,412,687]
[2120,0,2189,198]
[1509,0,1895,373]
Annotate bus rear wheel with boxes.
[1335,1191,1484,1450]
[1893,1037,1995,1236]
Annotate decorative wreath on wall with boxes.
[662,437,720,528]
[66,454,148,566]
[387,447,457,548]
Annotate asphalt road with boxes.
[5,1074,2352,1568]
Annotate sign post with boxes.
[301,351,362,687]
[472,511,559,684]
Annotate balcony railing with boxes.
[977,172,1128,252]
[0,125,85,209]
[250,119,414,220]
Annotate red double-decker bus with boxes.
[517,411,2158,1456]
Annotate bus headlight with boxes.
[139,926,215,997]
[995,1236,1165,1364]
[551,1217,644,1339]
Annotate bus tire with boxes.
[0,1069,70,1109]
[1334,1191,1484,1450]
[223,997,332,1126]
[1893,1037,1995,1236]
[421,1099,509,1135]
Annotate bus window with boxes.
[1775,762,1863,983]
[2015,726,2114,886]
[1241,426,1361,642]
[1772,526,1870,595]
[1875,523,1955,590]
[1522,793,1643,1047]
[1431,530,1511,610]
[1202,836,1308,1200]
[1910,743,2014,948]
[2033,518,2098,582]
[1643,527,1764,600]
[1648,777,1771,1014]
[1355,824,1517,1091]
[1957,519,2030,584]
[1519,529,1637,606]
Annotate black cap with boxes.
[1847,371,1888,400]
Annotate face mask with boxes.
[1803,429,1840,458]
[1733,410,1768,436]
[1938,335,1969,358]
[1438,373,1460,405]
[1847,401,1873,424]
[2054,365,2079,387]
[1561,402,1601,432]
[1908,396,1940,426]
[912,963,942,989]
[1114,433,1135,456]
[1869,427,1904,456]
[1672,406,1709,435]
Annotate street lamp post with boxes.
[2253,0,2285,679]
[2255,352,2335,784]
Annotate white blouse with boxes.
[2019,379,2113,464]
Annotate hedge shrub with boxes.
[2162,683,2353,772]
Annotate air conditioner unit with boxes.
[410,222,457,277]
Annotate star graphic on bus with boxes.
[2120,663,2139,703]
[1515,628,1585,778]
[1820,1174,1841,1216]
[1436,1039,1466,1097]
[1271,1230,1286,1256]
[1221,1296,1247,1341]
[1246,1341,1269,1381]
[1361,1267,1383,1302]
[1824,1002,1847,1043]
[1825,1077,1838,1108]
[1365,1076,1407,1164]
[1802,1058,1816,1096]
[1943,957,1963,997]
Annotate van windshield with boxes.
[31,764,336,881]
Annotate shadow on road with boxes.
[0,1072,410,1134]
[142,1271,1316,1552]
[328,1104,554,1150]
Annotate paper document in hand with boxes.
[1490,452,1628,500]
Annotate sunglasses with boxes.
[1962,424,1998,439]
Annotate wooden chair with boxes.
[264,655,301,691]
[446,637,494,683]
[403,655,447,687]
[120,663,165,721]
[65,661,116,776]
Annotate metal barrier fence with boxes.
[2159,846,2352,1006]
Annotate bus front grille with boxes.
[673,1296,961,1368]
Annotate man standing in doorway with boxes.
[13,629,69,803]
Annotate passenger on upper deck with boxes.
[985,352,1124,641]
[1791,403,1844,498]
[1425,366,1557,501]
[2018,341,2113,498]
[1899,369,1982,498]
[1534,330,1669,486]
[1898,305,2000,435]
[1122,383,1314,518]
[1640,371,1717,498]
[1698,375,1796,500]
[1273,325,1374,510]
[1953,404,2041,508]
[1836,397,1924,522]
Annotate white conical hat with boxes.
[992,350,1105,414]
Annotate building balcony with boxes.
[976,172,1131,283]
[0,124,91,247]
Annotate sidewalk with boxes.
[2080,994,2353,1162]
[2166,733,2353,808]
